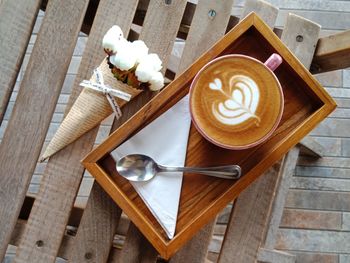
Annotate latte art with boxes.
[190,54,283,149]
[209,75,260,126]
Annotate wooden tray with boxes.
[82,13,336,259]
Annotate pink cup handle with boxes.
[264,53,282,71]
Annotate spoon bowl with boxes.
[117,154,158,181]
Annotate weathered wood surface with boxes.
[280,209,342,231]
[11,0,137,262]
[66,183,122,262]
[218,12,321,263]
[241,0,278,28]
[311,30,350,73]
[0,0,41,123]
[261,147,300,251]
[111,223,157,263]
[176,0,235,75]
[0,0,89,261]
[299,136,325,157]
[170,221,215,263]
[280,13,321,69]
[257,248,296,263]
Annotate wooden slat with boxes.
[14,0,137,261]
[170,221,215,263]
[66,184,122,262]
[280,14,321,69]
[257,248,296,263]
[168,0,234,261]
[0,0,41,123]
[218,13,321,263]
[0,0,88,261]
[113,224,158,263]
[283,15,324,155]
[177,0,235,74]
[241,0,278,29]
[62,1,139,262]
[311,30,350,74]
[64,1,187,262]
[299,136,325,157]
[260,147,300,250]
[138,0,188,67]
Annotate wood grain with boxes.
[218,12,321,263]
[280,13,321,69]
[83,12,336,259]
[66,183,122,262]
[257,248,296,263]
[177,0,235,74]
[169,222,215,263]
[241,0,278,29]
[262,147,300,249]
[299,136,325,157]
[112,224,158,263]
[61,1,139,262]
[0,0,41,123]
[12,0,137,262]
[311,30,350,73]
[0,0,88,261]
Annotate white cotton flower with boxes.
[149,71,164,91]
[130,40,149,63]
[109,42,137,71]
[135,53,163,82]
[135,63,154,82]
[102,25,124,53]
[138,53,162,71]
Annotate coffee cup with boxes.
[189,53,283,150]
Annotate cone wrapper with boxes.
[40,58,141,161]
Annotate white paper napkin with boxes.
[111,96,191,238]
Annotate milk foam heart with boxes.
[209,75,260,126]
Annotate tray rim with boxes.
[82,12,337,259]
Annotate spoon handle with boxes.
[157,165,241,180]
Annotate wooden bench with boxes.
[0,0,349,262]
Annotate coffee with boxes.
[190,54,283,149]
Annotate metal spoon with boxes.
[116,154,241,182]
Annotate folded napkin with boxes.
[111,95,191,238]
